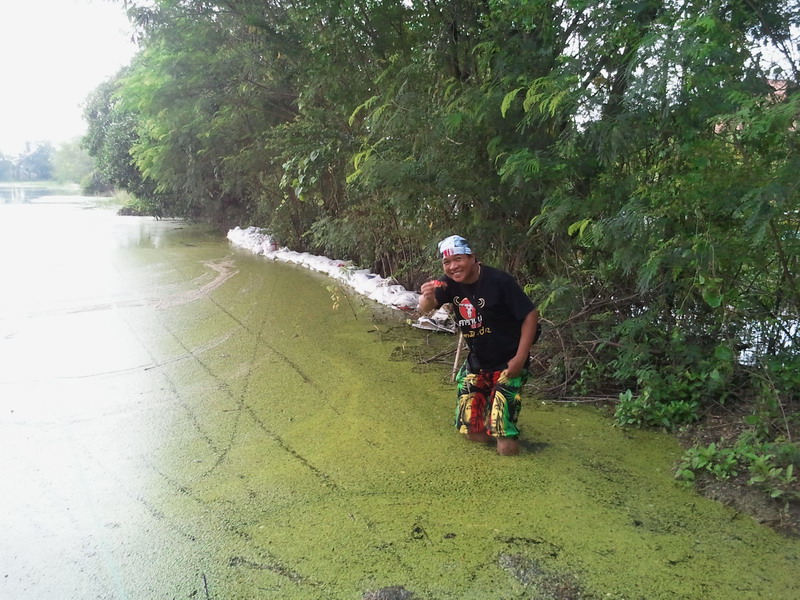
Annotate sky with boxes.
[0,0,138,157]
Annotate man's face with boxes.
[442,253,479,283]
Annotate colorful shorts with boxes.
[454,362,528,439]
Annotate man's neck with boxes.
[463,263,481,285]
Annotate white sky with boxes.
[0,0,138,157]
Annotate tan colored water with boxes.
[1,197,798,599]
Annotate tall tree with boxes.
[83,68,159,203]
[53,139,96,184]
[14,142,55,181]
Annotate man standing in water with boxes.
[419,235,539,456]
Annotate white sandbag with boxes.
[227,226,452,331]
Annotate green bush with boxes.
[81,170,115,196]
[115,192,160,217]
[677,434,800,500]
[676,442,739,481]
[615,389,701,431]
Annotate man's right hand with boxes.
[418,280,444,313]
[420,279,443,297]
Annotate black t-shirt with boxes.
[434,264,536,371]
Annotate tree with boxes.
[0,154,13,181]
[14,142,54,180]
[53,139,96,184]
[83,66,167,210]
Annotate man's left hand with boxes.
[505,357,526,379]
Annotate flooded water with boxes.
[1,196,799,599]
[0,182,82,204]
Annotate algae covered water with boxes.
[1,198,798,599]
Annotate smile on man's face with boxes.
[442,254,479,283]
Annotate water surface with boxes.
[1,198,798,599]
[0,182,82,204]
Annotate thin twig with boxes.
[418,340,460,364]
[451,332,465,382]
[547,396,618,403]
[203,573,211,600]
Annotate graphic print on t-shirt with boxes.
[455,296,483,329]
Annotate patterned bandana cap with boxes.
[438,235,472,257]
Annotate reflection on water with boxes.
[0,199,193,322]
[0,195,187,250]
[0,183,82,204]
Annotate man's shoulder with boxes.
[481,265,534,307]
[481,265,516,283]
[481,264,508,276]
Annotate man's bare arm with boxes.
[506,309,539,378]
[418,280,442,313]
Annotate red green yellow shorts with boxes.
[454,362,528,439]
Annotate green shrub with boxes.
[615,389,700,431]
[81,170,115,196]
[115,191,160,217]
[677,434,800,500]
[676,442,739,481]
